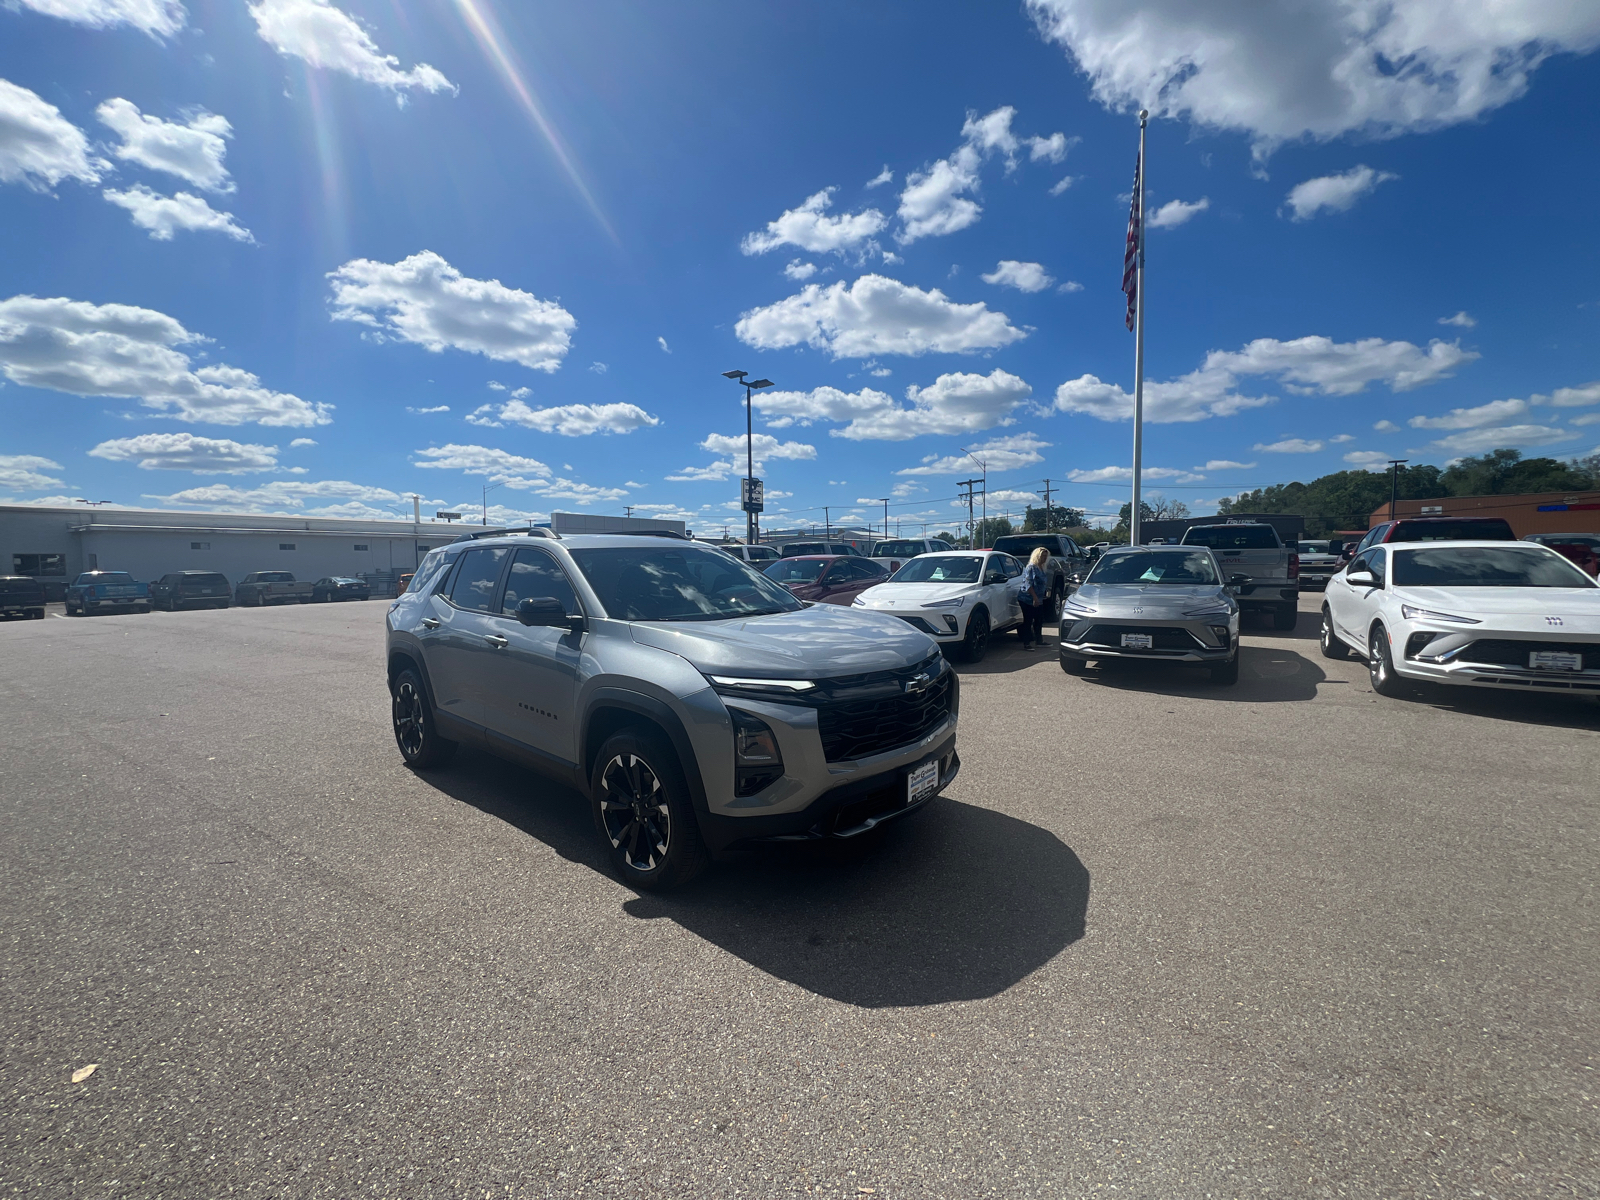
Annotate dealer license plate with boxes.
[907,759,939,804]
[1121,633,1154,649]
[1529,650,1582,671]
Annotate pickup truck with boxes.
[234,571,314,606]
[65,571,150,615]
[0,574,47,620]
[1179,522,1299,629]
[990,533,1090,617]
[1295,540,1343,588]
[868,537,953,576]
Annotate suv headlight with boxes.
[1184,603,1233,617]
[1063,597,1096,615]
[1400,604,1481,625]
[729,708,784,798]
[921,594,969,609]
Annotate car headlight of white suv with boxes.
[921,595,969,609]
[1400,604,1481,624]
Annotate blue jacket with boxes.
[1016,564,1048,605]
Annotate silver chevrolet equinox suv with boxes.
[386,529,961,889]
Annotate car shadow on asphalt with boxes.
[1401,684,1600,729]
[426,750,1090,1008]
[1068,644,1327,702]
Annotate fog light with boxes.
[1209,625,1230,645]
[1405,631,1442,659]
[731,708,784,797]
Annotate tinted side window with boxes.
[502,547,577,614]
[448,547,509,612]
[1369,550,1387,587]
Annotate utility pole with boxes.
[957,478,981,548]
[1037,479,1054,532]
[1388,459,1408,521]
[877,498,890,540]
[1128,109,1149,547]
[624,505,635,518]
[824,506,830,538]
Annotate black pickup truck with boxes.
[0,575,47,620]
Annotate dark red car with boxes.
[763,554,888,605]
[1339,516,1515,561]
[1523,532,1600,578]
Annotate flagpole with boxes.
[1130,109,1148,547]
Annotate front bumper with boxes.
[699,735,959,852]
[1396,630,1600,694]
[864,606,968,640]
[1059,613,1237,664]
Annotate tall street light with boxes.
[1387,459,1408,521]
[482,479,508,525]
[961,447,987,546]
[723,370,774,543]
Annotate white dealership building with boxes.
[0,505,685,597]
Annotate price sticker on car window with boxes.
[1529,650,1582,672]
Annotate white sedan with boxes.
[1320,540,1600,698]
[852,550,1024,661]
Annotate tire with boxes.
[960,609,991,663]
[138,605,150,614]
[1060,653,1086,675]
[1209,654,1240,685]
[1367,625,1407,698]
[591,728,708,891]
[390,667,457,769]
[31,608,45,620]
[1319,606,1351,660]
[1273,605,1298,631]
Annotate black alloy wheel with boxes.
[962,609,990,663]
[390,667,457,768]
[1367,625,1407,698]
[591,729,707,890]
[1319,606,1350,660]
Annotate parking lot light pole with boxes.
[877,498,890,540]
[482,479,507,525]
[1387,459,1408,521]
[961,449,987,546]
[723,371,774,543]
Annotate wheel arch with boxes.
[582,689,710,820]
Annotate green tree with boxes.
[936,531,957,544]
[1219,464,1443,535]
[973,516,1013,546]
[1023,503,1085,531]
[1440,449,1599,496]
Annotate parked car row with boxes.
[49,569,376,616]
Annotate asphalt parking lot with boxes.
[2,595,1596,1199]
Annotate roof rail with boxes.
[576,529,692,540]
[450,526,559,543]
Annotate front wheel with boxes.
[390,667,457,769]
[960,609,990,662]
[1209,654,1240,685]
[1319,607,1351,660]
[591,729,708,891]
[1368,626,1407,698]
[1060,653,1086,675]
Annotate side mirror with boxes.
[517,596,582,630]
[1068,573,1084,586]
[1346,570,1376,587]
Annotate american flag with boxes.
[1122,153,1142,332]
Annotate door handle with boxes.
[485,634,509,649]
[420,617,441,630]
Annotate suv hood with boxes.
[855,581,978,607]
[1074,583,1231,615]
[629,603,936,677]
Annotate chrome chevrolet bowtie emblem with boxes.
[1547,616,1565,626]
[904,672,932,694]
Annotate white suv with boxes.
[851,549,1024,661]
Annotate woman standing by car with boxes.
[1017,547,1050,650]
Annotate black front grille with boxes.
[894,614,946,635]
[1456,639,1595,669]
[815,655,955,763]
[1080,624,1204,652]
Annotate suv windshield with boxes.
[1392,546,1596,588]
[1390,519,1515,542]
[1088,551,1219,585]
[765,559,828,583]
[569,546,802,621]
[891,555,983,584]
[1182,526,1279,550]
[992,535,1061,557]
[871,540,927,558]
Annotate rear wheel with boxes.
[1368,625,1407,698]
[960,609,991,662]
[591,728,708,891]
[1273,605,1298,631]
[1319,606,1350,660]
[390,667,457,768]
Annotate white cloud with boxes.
[10,0,185,37]
[1067,465,1205,484]
[405,404,449,414]
[1025,0,1600,154]
[981,260,1054,292]
[1057,280,1084,293]
[536,477,628,504]
[1541,382,1600,408]
[741,188,887,256]
[1255,438,1324,453]
[248,0,454,98]
[0,453,65,492]
[1148,197,1209,229]
[1408,398,1529,430]
[327,251,575,372]
[486,380,507,391]
[1048,176,1076,196]
[1569,413,1600,427]
[664,461,735,483]
[143,478,412,515]
[1373,419,1400,431]
[589,361,607,374]
[700,432,816,464]
[1415,425,1576,455]
[657,336,671,354]
[103,184,255,242]
[289,437,316,446]
[896,432,1049,476]
[1200,459,1255,470]
[0,294,329,426]
[1343,450,1390,466]
[471,398,660,437]
[0,78,104,191]
[412,444,551,479]
[783,259,818,281]
[865,166,893,189]
[735,274,1025,359]
[1026,132,1075,163]
[891,481,926,498]
[95,99,233,192]
[852,370,1034,441]
[1285,166,1396,220]
[1056,334,1474,425]
[897,107,1063,244]
[1330,433,1355,443]
[1438,310,1476,328]
[88,432,279,473]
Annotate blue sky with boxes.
[2,0,1598,535]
